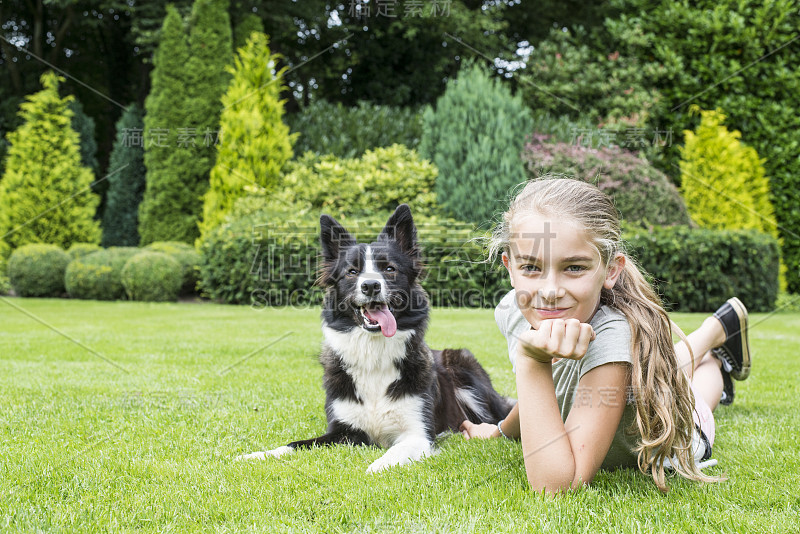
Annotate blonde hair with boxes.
[489,177,718,492]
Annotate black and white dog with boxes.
[238,205,513,473]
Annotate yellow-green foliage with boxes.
[199,32,296,238]
[275,144,439,219]
[679,107,778,239]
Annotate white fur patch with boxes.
[235,445,294,461]
[367,435,434,473]
[356,246,386,301]
[322,324,429,451]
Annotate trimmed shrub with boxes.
[7,244,70,297]
[278,145,439,219]
[67,243,102,260]
[522,136,691,227]
[121,251,183,302]
[144,241,201,295]
[420,62,533,225]
[679,107,779,238]
[65,247,139,300]
[625,226,779,312]
[287,99,424,159]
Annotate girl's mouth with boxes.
[535,307,570,319]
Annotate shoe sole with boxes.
[728,297,751,381]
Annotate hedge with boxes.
[200,207,779,312]
[624,226,779,312]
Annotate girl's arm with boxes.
[516,356,628,493]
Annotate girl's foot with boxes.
[712,297,751,405]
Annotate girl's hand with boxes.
[459,420,500,440]
[518,318,595,364]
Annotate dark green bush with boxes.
[67,243,102,259]
[287,99,423,158]
[121,251,183,302]
[7,244,70,297]
[522,136,691,227]
[625,226,779,312]
[65,247,139,300]
[144,241,201,295]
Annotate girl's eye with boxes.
[521,264,540,273]
[566,265,588,273]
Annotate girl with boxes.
[460,178,751,493]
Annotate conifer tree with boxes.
[233,13,264,50]
[0,72,100,260]
[679,107,779,238]
[199,32,295,237]
[138,0,233,245]
[419,63,533,225]
[102,104,146,246]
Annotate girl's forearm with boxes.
[516,357,578,492]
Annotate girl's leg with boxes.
[674,316,726,412]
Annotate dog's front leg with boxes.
[236,422,369,461]
[366,434,434,473]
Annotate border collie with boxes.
[238,205,513,473]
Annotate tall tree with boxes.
[0,72,100,260]
[138,0,233,244]
[102,104,146,247]
[199,32,295,237]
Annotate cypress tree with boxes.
[139,5,191,245]
[419,63,533,226]
[138,0,232,245]
[102,104,146,247]
[199,32,295,237]
[233,13,264,50]
[0,72,101,259]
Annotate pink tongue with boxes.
[365,304,397,337]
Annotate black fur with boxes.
[283,205,514,468]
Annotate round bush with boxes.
[143,241,201,295]
[7,244,70,297]
[522,136,692,227]
[121,251,182,302]
[65,247,139,300]
[67,242,102,260]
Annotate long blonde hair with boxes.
[489,177,718,492]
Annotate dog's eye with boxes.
[384,266,395,272]
[347,268,359,276]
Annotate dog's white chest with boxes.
[322,326,426,447]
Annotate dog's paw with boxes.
[366,439,433,474]
[235,446,294,462]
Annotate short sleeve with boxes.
[578,306,632,380]
[494,289,532,373]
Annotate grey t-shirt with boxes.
[494,289,640,469]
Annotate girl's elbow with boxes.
[525,470,584,494]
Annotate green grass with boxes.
[1,298,798,532]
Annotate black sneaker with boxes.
[712,297,751,381]
[719,369,734,406]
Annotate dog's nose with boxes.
[361,280,381,297]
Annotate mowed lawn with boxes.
[1,297,798,533]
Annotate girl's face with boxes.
[502,212,625,329]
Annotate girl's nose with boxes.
[538,285,566,302]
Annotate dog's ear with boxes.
[378,204,418,256]
[320,214,355,262]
